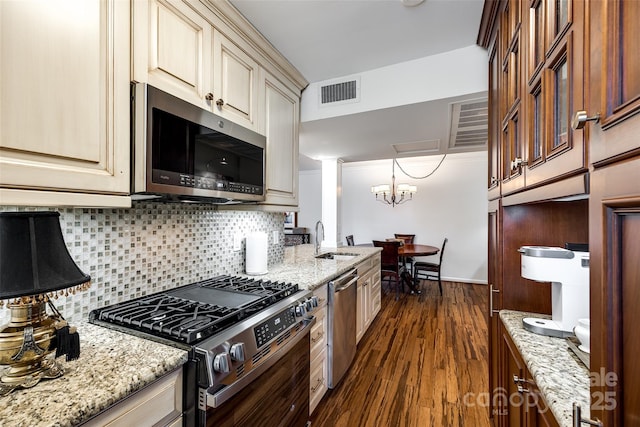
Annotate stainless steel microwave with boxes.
[131,83,266,204]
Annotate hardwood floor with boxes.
[310,281,491,427]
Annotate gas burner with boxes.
[89,275,300,344]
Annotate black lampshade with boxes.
[0,211,90,300]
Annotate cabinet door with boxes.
[0,0,130,206]
[488,37,501,200]
[587,3,640,425]
[356,280,366,343]
[263,74,299,206]
[488,206,504,426]
[586,0,640,165]
[133,0,212,110]
[212,31,259,131]
[589,157,640,426]
[369,267,381,320]
[523,0,587,188]
[502,330,526,427]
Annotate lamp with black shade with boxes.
[0,211,90,396]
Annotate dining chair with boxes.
[394,233,416,270]
[413,237,448,295]
[373,240,405,300]
[346,235,355,246]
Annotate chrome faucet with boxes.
[315,220,324,255]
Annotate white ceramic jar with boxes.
[574,318,590,353]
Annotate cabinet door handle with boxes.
[510,157,528,170]
[489,284,500,317]
[205,93,214,101]
[216,98,225,107]
[573,403,603,426]
[571,111,600,130]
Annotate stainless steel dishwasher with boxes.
[327,268,358,389]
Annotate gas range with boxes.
[89,275,319,425]
[89,275,309,346]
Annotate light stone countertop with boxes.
[248,244,381,290]
[500,310,590,427]
[0,322,188,427]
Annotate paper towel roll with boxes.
[246,231,268,275]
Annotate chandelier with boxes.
[371,159,417,207]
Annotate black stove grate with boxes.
[89,275,299,344]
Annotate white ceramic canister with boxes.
[574,318,590,353]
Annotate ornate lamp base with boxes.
[0,356,64,396]
[0,300,62,396]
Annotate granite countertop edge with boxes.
[0,322,189,427]
[247,244,381,291]
[500,310,590,427]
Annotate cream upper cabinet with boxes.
[133,0,260,132]
[0,0,131,207]
[212,30,260,131]
[133,0,212,110]
[263,73,299,206]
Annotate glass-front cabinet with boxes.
[487,0,588,198]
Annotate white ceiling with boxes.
[229,0,487,169]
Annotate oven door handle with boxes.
[207,317,316,408]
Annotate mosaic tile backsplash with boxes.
[0,203,286,325]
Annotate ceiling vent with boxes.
[448,98,488,150]
[393,139,441,156]
[318,77,360,106]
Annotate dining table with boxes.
[398,244,440,294]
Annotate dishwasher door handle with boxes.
[334,276,358,293]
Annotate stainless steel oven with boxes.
[204,323,311,426]
[89,275,319,427]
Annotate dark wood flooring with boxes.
[310,280,491,427]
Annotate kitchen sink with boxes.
[315,252,359,261]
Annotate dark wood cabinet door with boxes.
[589,157,640,427]
[488,37,501,200]
[522,0,588,188]
[502,329,526,427]
[586,0,640,165]
[488,207,504,426]
[586,2,640,425]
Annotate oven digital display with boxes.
[254,308,297,348]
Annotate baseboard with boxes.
[441,276,488,285]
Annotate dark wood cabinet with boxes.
[480,0,640,425]
[480,0,589,200]
[587,2,640,424]
[499,321,559,427]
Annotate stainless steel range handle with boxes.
[207,316,316,408]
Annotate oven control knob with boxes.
[213,352,232,373]
[229,343,246,362]
[310,296,319,308]
[304,298,313,311]
[295,303,307,318]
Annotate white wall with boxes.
[298,169,322,243]
[298,152,488,284]
[301,45,488,122]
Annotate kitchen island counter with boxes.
[0,322,188,427]
[250,244,381,291]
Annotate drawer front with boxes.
[310,306,327,361]
[309,351,328,414]
[356,257,373,274]
[313,284,328,309]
